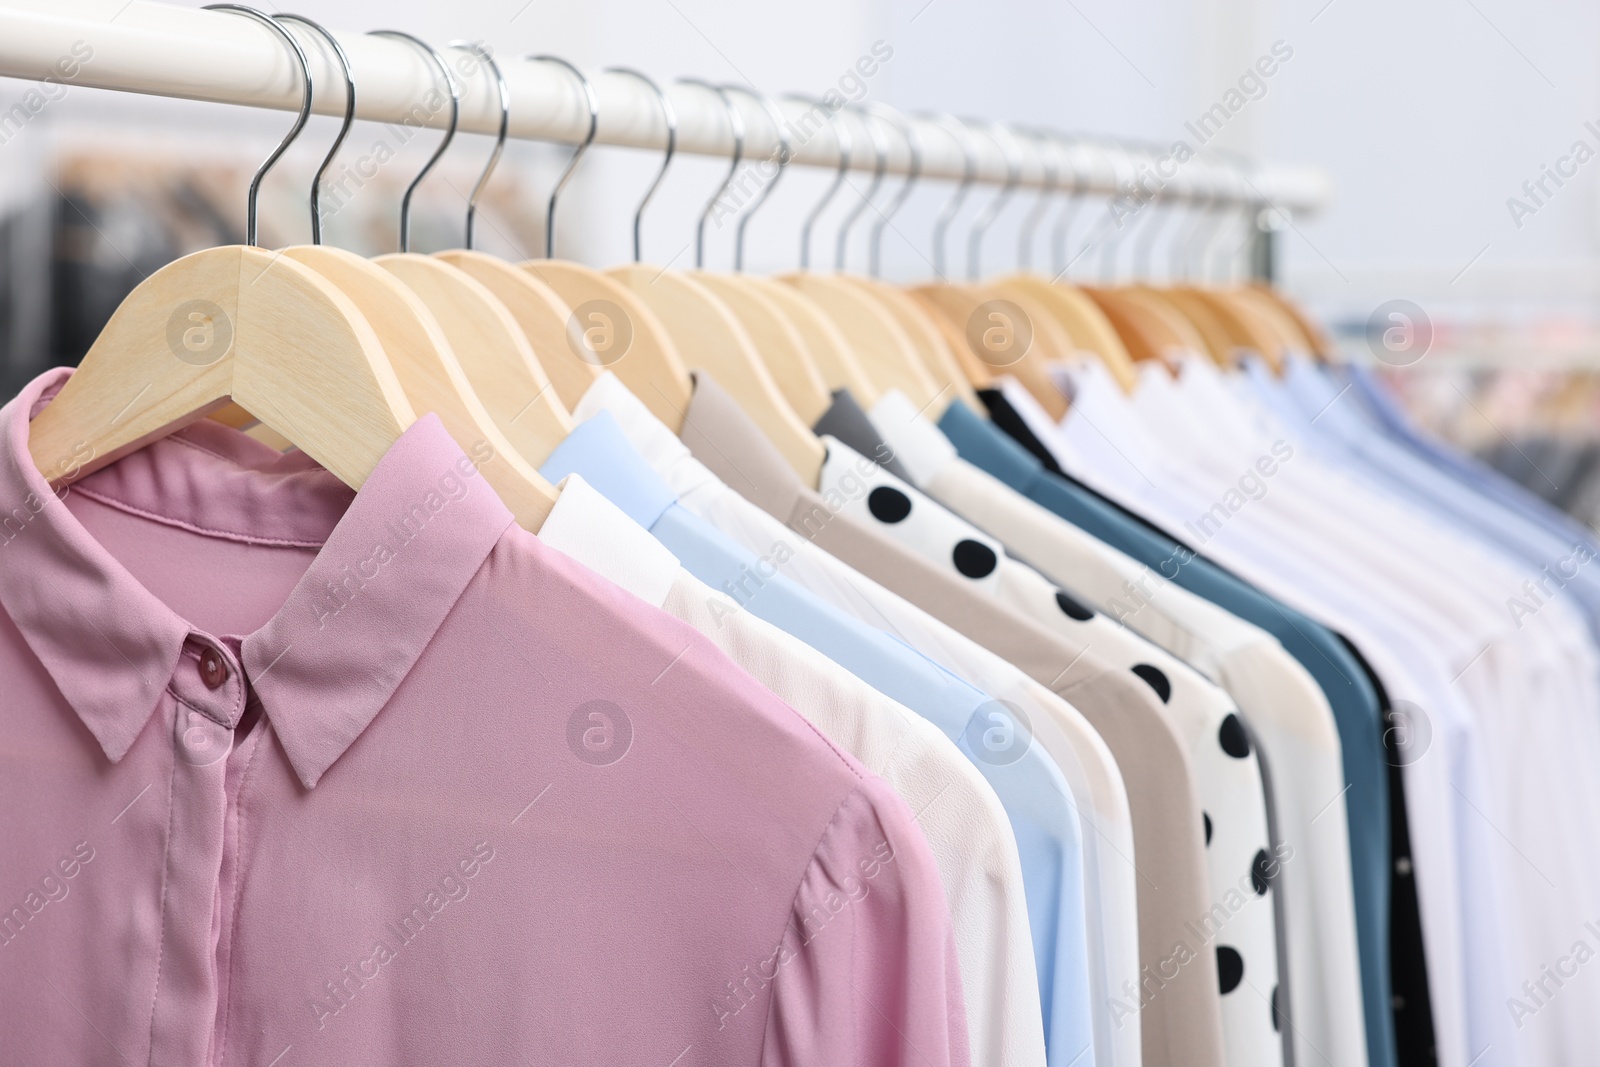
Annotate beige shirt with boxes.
[538,473,1048,1067]
[674,374,1226,1067]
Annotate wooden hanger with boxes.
[1132,285,1232,368]
[30,7,412,491]
[774,97,941,412]
[275,19,555,526]
[523,64,694,428]
[744,275,881,404]
[365,33,573,468]
[418,47,597,414]
[1246,283,1334,359]
[1231,285,1319,358]
[688,86,835,423]
[693,272,832,424]
[607,79,823,483]
[996,275,1140,391]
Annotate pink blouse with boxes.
[0,369,968,1067]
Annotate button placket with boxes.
[147,634,244,1066]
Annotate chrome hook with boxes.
[452,41,509,251]
[526,55,599,259]
[926,112,976,279]
[722,85,790,272]
[966,120,1022,280]
[203,4,312,247]
[676,79,743,270]
[270,13,353,246]
[602,68,676,263]
[836,105,888,271]
[784,95,851,270]
[865,103,920,279]
[367,30,459,252]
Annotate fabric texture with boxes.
[0,368,968,1067]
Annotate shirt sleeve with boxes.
[761,775,971,1067]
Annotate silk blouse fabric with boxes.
[0,369,968,1067]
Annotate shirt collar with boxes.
[0,370,514,788]
[536,473,680,609]
[572,372,726,502]
[539,410,677,530]
[678,372,808,520]
[867,389,958,487]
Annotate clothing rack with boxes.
[0,0,1329,219]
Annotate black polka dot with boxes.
[1251,848,1273,895]
[1203,812,1213,846]
[1054,589,1095,621]
[1130,664,1171,703]
[1218,713,1251,758]
[1271,985,1283,1031]
[952,539,998,579]
[867,486,912,524]
[1216,946,1243,994]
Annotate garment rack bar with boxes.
[0,0,1329,213]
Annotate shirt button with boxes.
[199,648,228,690]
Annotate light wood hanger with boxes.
[694,272,832,424]
[417,48,596,414]
[982,131,1143,392]
[275,18,555,527]
[744,274,880,404]
[524,64,693,428]
[690,85,834,423]
[29,6,412,491]
[1132,285,1232,368]
[610,78,823,483]
[1246,283,1334,359]
[1231,285,1318,358]
[366,32,573,469]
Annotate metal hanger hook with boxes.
[601,68,675,263]
[864,103,919,279]
[722,85,789,273]
[269,14,353,246]
[526,55,598,259]
[1016,128,1060,273]
[451,41,509,251]
[676,79,744,270]
[367,30,459,253]
[925,112,976,280]
[836,105,888,271]
[202,4,312,247]
[1052,133,1093,278]
[784,94,851,271]
[966,120,1021,281]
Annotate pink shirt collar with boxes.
[0,369,514,787]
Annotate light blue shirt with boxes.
[542,411,1093,1064]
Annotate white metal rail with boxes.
[0,0,1330,213]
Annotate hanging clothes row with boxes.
[2,5,1591,1067]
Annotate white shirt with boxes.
[1043,356,1600,1067]
[538,473,1049,1067]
